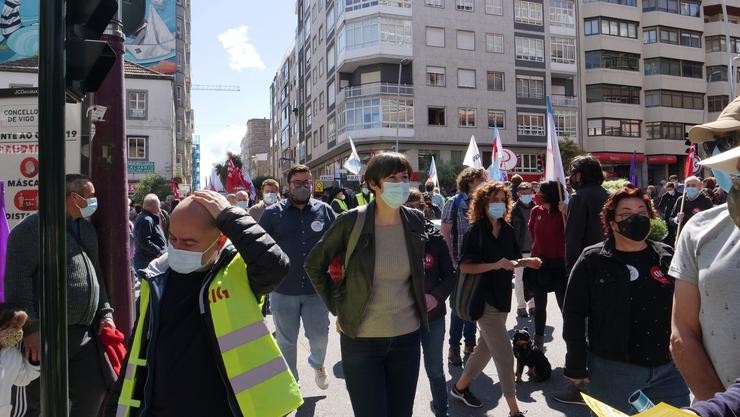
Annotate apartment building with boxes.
[578,0,728,182]
[269,0,579,185]
[241,118,272,179]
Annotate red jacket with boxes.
[529,205,565,260]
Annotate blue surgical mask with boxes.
[381,181,410,209]
[78,197,98,218]
[519,195,533,205]
[236,201,249,210]
[263,193,278,205]
[686,187,700,199]
[167,238,220,274]
[487,202,507,219]
[711,146,735,192]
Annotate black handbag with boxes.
[451,227,485,322]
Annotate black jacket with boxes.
[511,200,534,253]
[423,220,456,321]
[105,207,290,417]
[565,184,609,271]
[133,210,167,271]
[657,192,679,221]
[670,194,714,230]
[305,202,429,338]
[562,239,674,379]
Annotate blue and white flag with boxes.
[344,136,363,175]
[488,123,505,181]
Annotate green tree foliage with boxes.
[559,139,585,173]
[131,175,172,204]
[214,153,244,186]
[435,160,465,195]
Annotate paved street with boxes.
[270,293,591,417]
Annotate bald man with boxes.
[108,191,302,417]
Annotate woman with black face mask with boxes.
[562,187,690,414]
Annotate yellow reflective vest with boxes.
[356,193,374,206]
[332,198,349,212]
[116,253,303,417]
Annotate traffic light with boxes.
[66,0,119,98]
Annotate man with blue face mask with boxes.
[670,97,740,402]
[669,175,713,237]
[248,179,280,222]
[107,190,301,417]
[4,174,114,417]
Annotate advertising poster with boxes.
[0,88,81,228]
[123,0,177,74]
[0,0,40,64]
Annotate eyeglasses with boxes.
[290,180,311,187]
[702,134,738,156]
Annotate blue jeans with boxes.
[587,354,690,414]
[421,318,448,417]
[340,330,421,417]
[270,292,330,380]
[448,308,477,348]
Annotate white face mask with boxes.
[236,201,249,210]
[77,196,98,218]
[167,238,220,274]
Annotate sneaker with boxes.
[448,347,462,367]
[314,367,329,390]
[450,385,482,408]
[517,308,529,318]
[552,383,586,405]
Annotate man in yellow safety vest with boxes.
[108,190,302,417]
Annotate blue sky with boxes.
[191,1,295,184]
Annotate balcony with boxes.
[337,82,414,103]
[335,82,415,139]
[551,95,578,107]
[336,15,412,71]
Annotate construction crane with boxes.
[192,84,240,92]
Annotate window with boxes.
[644,27,657,43]
[707,65,730,82]
[319,58,324,77]
[515,0,543,25]
[176,86,182,106]
[584,17,638,38]
[127,90,147,119]
[428,107,446,126]
[487,71,505,91]
[587,118,641,137]
[551,37,576,64]
[486,33,504,53]
[642,26,701,47]
[427,66,446,86]
[705,36,740,53]
[516,74,545,99]
[451,150,464,165]
[458,108,477,127]
[515,36,545,62]
[337,16,412,53]
[128,136,147,160]
[645,122,689,140]
[328,80,336,107]
[644,90,704,110]
[517,112,546,136]
[549,0,575,28]
[518,154,540,173]
[327,6,335,31]
[306,104,312,128]
[644,58,703,78]
[327,45,335,70]
[319,91,325,110]
[457,69,476,88]
[585,50,640,71]
[457,30,475,50]
[586,84,641,104]
[456,0,474,11]
[176,120,182,137]
[488,110,505,129]
[554,111,577,138]
[426,0,444,7]
[708,95,730,112]
[486,0,504,15]
[426,26,445,47]
[328,117,336,143]
[320,125,325,144]
[643,0,700,16]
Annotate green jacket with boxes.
[304,202,429,338]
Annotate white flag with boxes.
[463,135,483,169]
[428,156,439,187]
[210,167,225,192]
[545,97,568,202]
[343,136,362,175]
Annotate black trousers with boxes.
[12,325,109,417]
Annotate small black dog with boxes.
[512,328,552,382]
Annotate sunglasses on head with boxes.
[702,134,738,156]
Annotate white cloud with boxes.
[217,26,266,71]
[199,125,247,185]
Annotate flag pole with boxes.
[674,187,688,246]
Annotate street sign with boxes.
[314,179,324,193]
[127,160,155,174]
[347,175,360,181]
[319,175,334,181]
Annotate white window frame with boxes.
[127,136,147,160]
[457,68,477,88]
[456,30,475,50]
[426,26,445,47]
[425,0,444,7]
[487,71,505,91]
[519,153,540,173]
[458,107,477,127]
[517,112,546,136]
[486,0,504,15]
[488,109,506,129]
[486,33,504,53]
[516,74,545,99]
[127,90,148,119]
[550,37,576,64]
[515,36,545,62]
[514,0,543,25]
[456,0,474,11]
[554,111,578,138]
[426,66,446,87]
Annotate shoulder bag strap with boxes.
[345,205,367,266]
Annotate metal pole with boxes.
[39,0,68,414]
[91,1,133,336]
[396,60,402,152]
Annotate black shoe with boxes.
[450,385,482,408]
[510,412,525,417]
[552,383,586,405]
[448,347,462,367]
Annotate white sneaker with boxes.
[314,366,329,390]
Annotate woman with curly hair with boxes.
[562,187,690,413]
[450,181,542,416]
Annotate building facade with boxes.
[192,134,201,191]
[175,0,194,190]
[241,118,272,179]
[269,0,579,186]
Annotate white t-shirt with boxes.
[669,204,740,388]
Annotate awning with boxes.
[591,152,645,163]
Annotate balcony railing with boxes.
[551,95,578,107]
[342,0,411,13]
[337,82,414,103]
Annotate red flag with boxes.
[684,144,701,178]
[171,178,180,199]
[225,156,241,193]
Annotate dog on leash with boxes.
[512,328,552,382]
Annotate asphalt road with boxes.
[269,292,592,417]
